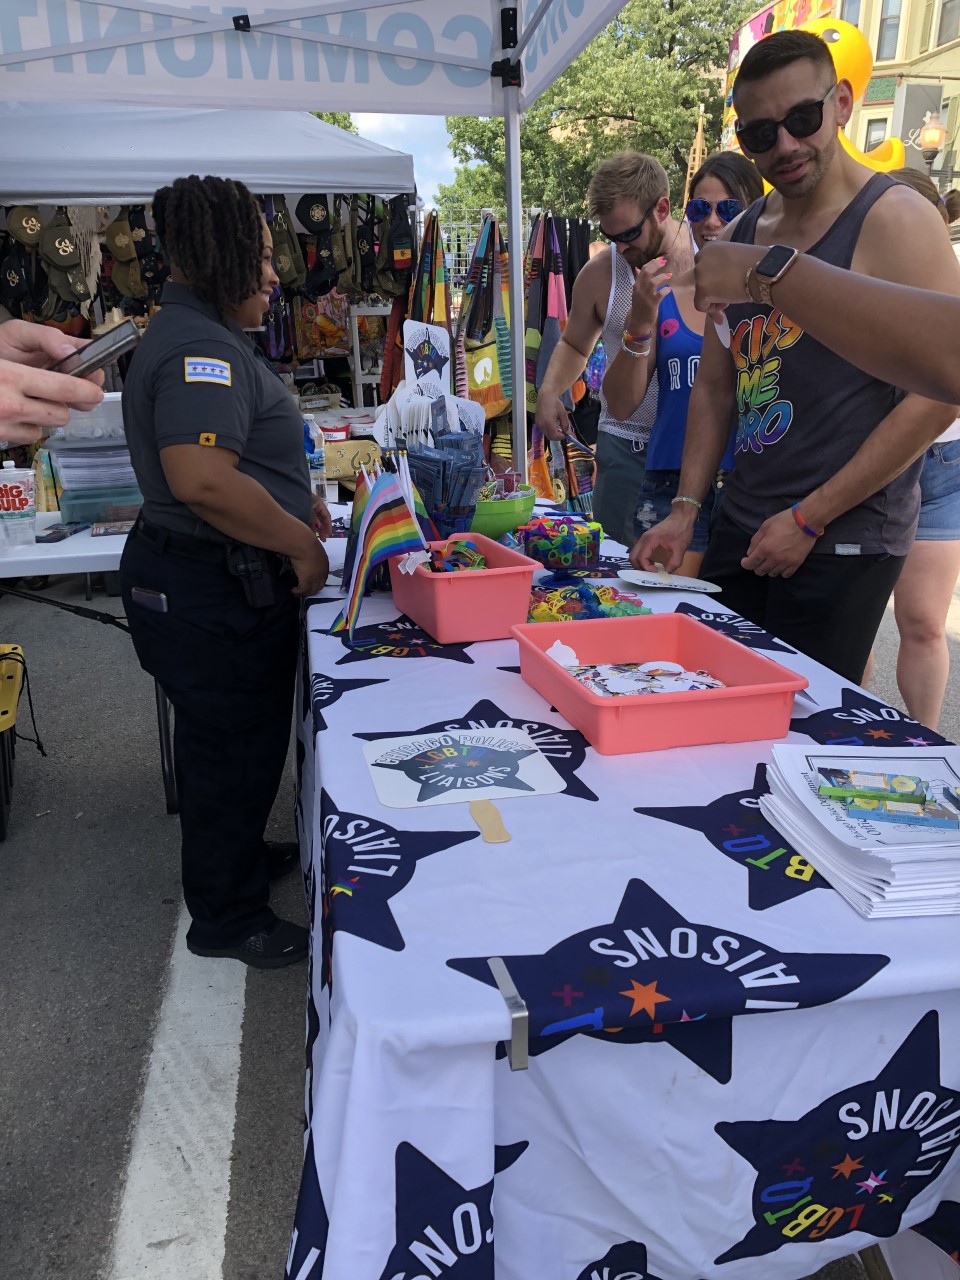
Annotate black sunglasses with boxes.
[600,198,659,245]
[686,197,744,224]
[735,83,837,155]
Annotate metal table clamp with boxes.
[487,956,529,1071]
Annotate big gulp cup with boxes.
[0,460,36,548]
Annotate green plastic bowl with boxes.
[470,485,538,541]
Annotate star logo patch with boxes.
[310,671,387,732]
[792,690,949,747]
[448,880,887,1083]
[377,1140,526,1280]
[715,1011,960,1263]
[673,603,796,653]
[355,699,598,803]
[332,615,475,665]
[635,764,831,909]
[320,789,477,952]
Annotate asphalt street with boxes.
[1,570,951,1280]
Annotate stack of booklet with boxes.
[760,744,960,918]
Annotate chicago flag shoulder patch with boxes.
[184,357,231,386]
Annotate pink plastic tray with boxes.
[511,613,808,755]
[389,534,539,644]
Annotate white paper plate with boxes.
[617,568,722,594]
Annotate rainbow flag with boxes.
[330,471,425,640]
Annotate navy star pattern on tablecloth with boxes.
[320,789,477,953]
[673,603,796,654]
[310,671,387,732]
[635,764,831,910]
[715,1011,960,1264]
[331,614,475,665]
[285,1132,328,1280]
[373,737,538,803]
[355,699,598,803]
[914,1198,960,1265]
[791,689,950,747]
[577,1240,670,1280]
[377,1141,527,1280]
[448,880,887,1084]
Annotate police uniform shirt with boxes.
[123,281,311,539]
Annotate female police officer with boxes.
[120,175,329,968]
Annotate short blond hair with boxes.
[587,152,669,220]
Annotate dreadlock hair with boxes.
[152,175,263,319]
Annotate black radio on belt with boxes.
[226,544,276,608]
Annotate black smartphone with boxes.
[48,318,141,378]
[35,522,90,543]
[130,586,169,613]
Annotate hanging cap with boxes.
[6,205,42,248]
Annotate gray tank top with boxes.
[723,173,919,556]
[598,246,659,445]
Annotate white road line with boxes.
[106,905,246,1280]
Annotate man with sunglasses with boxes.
[633,29,960,686]
[534,152,692,545]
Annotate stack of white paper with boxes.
[760,744,960,918]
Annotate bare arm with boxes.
[630,324,736,572]
[601,257,670,422]
[694,241,960,405]
[534,255,605,440]
[161,444,328,597]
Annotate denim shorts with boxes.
[633,469,725,553]
[917,440,960,541]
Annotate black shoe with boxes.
[187,918,308,969]
[266,840,300,881]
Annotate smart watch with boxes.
[746,244,799,305]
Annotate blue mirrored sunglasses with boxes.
[685,198,744,225]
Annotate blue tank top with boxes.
[645,291,736,472]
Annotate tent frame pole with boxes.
[503,81,527,480]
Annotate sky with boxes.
[354,113,456,207]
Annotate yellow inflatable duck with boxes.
[800,17,906,171]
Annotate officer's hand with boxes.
[291,539,329,597]
[534,391,571,442]
[629,508,697,574]
[311,493,333,540]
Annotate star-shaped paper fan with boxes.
[320,789,477,951]
[310,671,387,732]
[448,880,887,1083]
[285,1132,328,1280]
[331,615,475,666]
[576,1240,668,1280]
[377,1141,526,1280]
[635,763,831,910]
[674,602,796,653]
[715,1011,960,1263]
[356,699,598,803]
[792,689,949,747]
[373,736,538,803]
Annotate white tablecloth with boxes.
[288,525,960,1280]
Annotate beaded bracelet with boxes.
[671,495,702,511]
[791,502,824,538]
[620,336,650,359]
[623,328,652,345]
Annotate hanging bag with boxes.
[460,217,511,420]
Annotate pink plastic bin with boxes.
[389,534,540,644]
[511,613,808,755]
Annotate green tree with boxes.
[312,111,357,133]
[435,0,750,221]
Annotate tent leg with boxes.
[503,82,527,481]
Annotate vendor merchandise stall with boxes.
[290,525,960,1280]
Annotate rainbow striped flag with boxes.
[330,471,425,640]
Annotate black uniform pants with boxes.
[700,509,906,686]
[120,532,300,947]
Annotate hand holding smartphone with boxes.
[47,318,141,378]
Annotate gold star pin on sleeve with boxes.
[198,433,217,447]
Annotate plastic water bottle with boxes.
[0,459,36,548]
[304,415,326,498]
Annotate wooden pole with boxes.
[683,104,707,207]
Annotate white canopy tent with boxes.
[0,102,416,205]
[0,1,628,467]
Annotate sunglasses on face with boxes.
[600,198,659,245]
[735,83,837,155]
[686,197,744,224]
